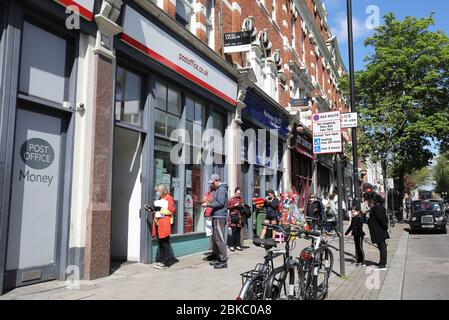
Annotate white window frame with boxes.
[176,0,196,33]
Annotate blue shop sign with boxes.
[243,93,289,138]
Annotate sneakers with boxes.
[229,247,235,252]
[214,261,228,269]
[375,265,387,271]
[236,247,244,251]
[153,263,168,270]
[209,260,221,266]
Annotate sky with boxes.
[322,0,449,71]
[322,0,449,156]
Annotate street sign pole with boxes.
[337,154,345,277]
[347,0,361,211]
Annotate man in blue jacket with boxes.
[203,174,229,269]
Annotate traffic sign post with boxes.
[312,111,342,154]
[341,112,358,128]
[312,110,345,277]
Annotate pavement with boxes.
[0,221,412,300]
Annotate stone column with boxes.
[84,0,123,281]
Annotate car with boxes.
[409,200,447,234]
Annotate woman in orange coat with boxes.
[152,184,176,270]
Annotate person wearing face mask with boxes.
[146,184,177,270]
[260,190,279,239]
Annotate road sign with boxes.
[341,112,358,128]
[291,98,309,107]
[224,31,251,53]
[312,111,342,154]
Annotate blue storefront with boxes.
[239,88,290,237]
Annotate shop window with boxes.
[19,22,67,104]
[185,96,205,147]
[155,140,181,235]
[185,160,203,234]
[176,0,194,31]
[155,82,182,139]
[115,66,142,126]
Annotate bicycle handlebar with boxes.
[262,223,321,238]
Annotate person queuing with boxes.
[202,174,229,269]
[345,206,366,266]
[147,184,177,270]
[367,194,389,270]
[228,187,244,252]
[202,185,216,261]
[260,190,279,239]
[307,194,324,230]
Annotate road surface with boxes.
[402,225,449,300]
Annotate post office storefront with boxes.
[111,2,238,264]
[0,0,97,292]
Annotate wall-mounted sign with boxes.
[243,92,289,139]
[291,98,309,107]
[121,5,238,106]
[55,0,94,21]
[312,111,342,154]
[224,31,251,54]
[341,112,358,128]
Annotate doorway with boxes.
[4,106,69,289]
[111,127,143,265]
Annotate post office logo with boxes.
[20,138,55,170]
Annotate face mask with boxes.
[155,191,161,199]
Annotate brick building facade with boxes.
[0,0,352,292]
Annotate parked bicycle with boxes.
[299,217,335,300]
[237,233,286,300]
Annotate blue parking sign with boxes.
[314,138,321,146]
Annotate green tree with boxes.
[405,167,432,193]
[434,153,449,195]
[356,13,449,207]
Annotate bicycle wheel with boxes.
[315,247,333,300]
[239,276,264,300]
[294,266,307,300]
[264,266,287,300]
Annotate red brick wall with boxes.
[151,0,347,113]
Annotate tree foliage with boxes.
[356,13,449,198]
[433,153,449,195]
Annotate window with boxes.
[301,33,306,64]
[292,16,296,50]
[19,22,68,103]
[271,0,276,21]
[155,82,182,139]
[115,66,142,126]
[154,140,181,235]
[205,0,215,48]
[176,0,194,30]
